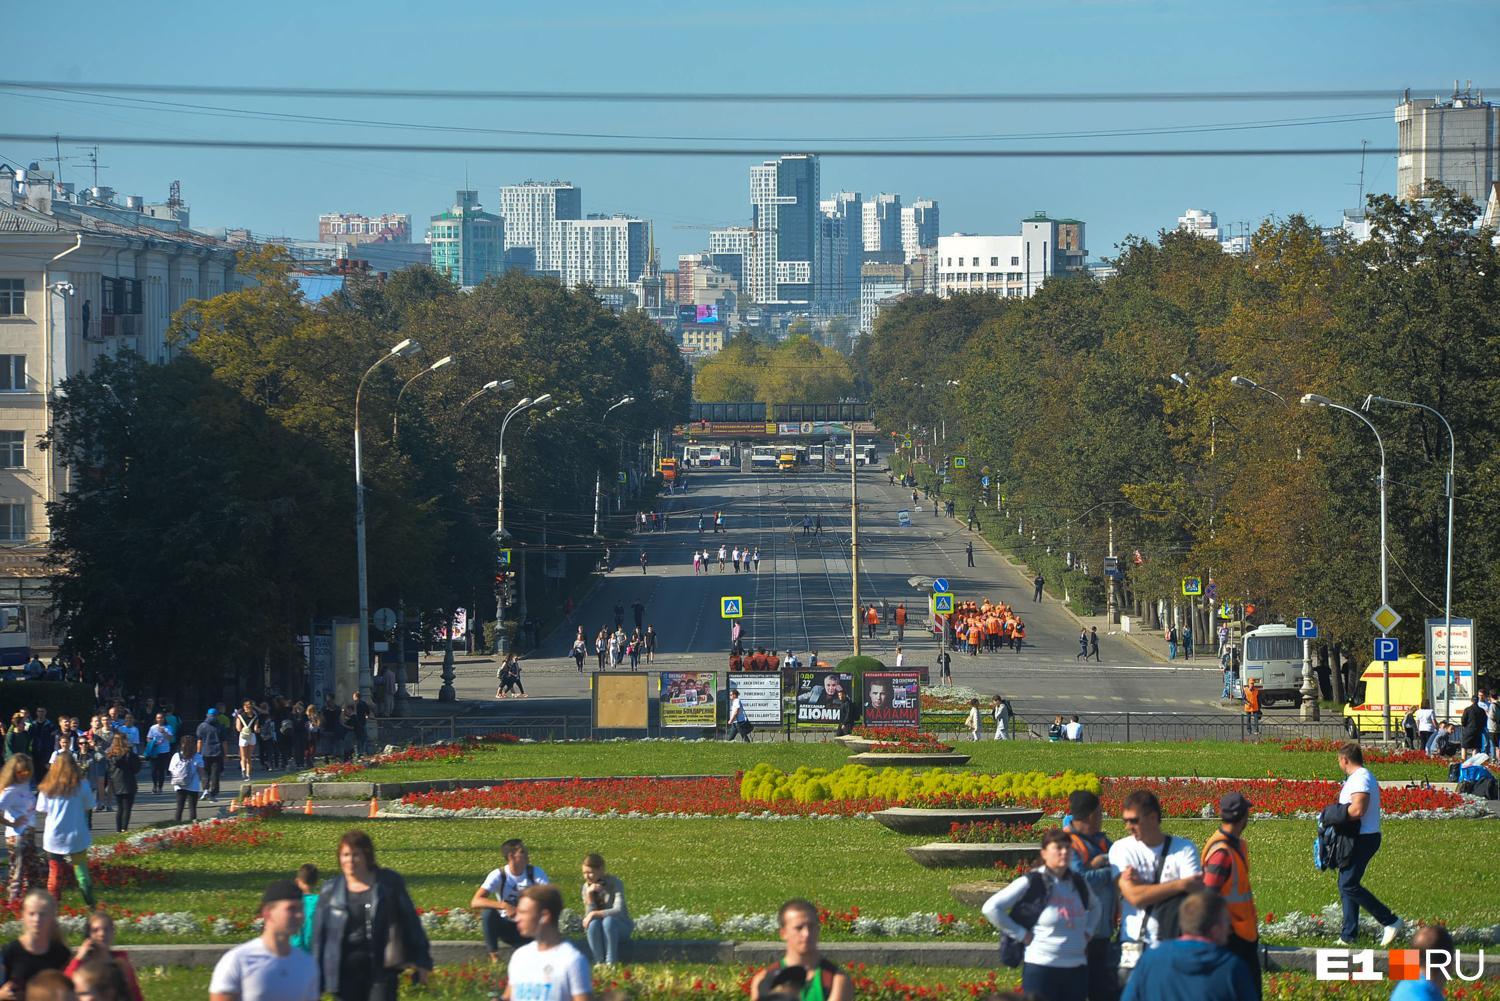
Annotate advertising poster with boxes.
[862,671,921,728]
[660,671,718,728]
[795,670,854,727]
[728,674,782,726]
[1427,617,1476,716]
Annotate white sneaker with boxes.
[1381,919,1404,947]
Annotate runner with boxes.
[748,900,852,1001]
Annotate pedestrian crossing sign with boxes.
[617,471,628,483]
[498,549,512,567]
[931,592,954,615]
[1182,577,1202,596]
[721,596,743,619]
[953,456,968,469]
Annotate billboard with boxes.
[795,670,854,727]
[1427,617,1476,714]
[862,671,921,728]
[660,671,718,728]
[728,673,782,726]
[678,304,721,325]
[594,673,649,730]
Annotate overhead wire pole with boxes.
[851,424,860,657]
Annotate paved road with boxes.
[416,464,1230,718]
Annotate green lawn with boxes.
[347,738,1454,783]
[99,813,1497,946]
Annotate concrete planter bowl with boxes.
[847,752,972,767]
[873,806,1044,836]
[950,881,1011,908]
[906,842,1041,869]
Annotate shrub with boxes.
[739,762,1099,806]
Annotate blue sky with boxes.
[2,0,1496,265]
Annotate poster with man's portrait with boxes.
[795,670,853,726]
[862,672,920,728]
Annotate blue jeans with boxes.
[1338,832,1396,940]
[1021,962,1088,1001]
[585,914,633,964]
[1167,641,1177,660]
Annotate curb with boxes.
[110,939,1500,975]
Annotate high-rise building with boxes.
[818,192,862,316]
[317,212,411,246]
[901,199,939,262]
[860,262,920,335]
[749,154,819,305]
[1177,208,1220,240]
[1396,85,1499,203]
[498,181,583,277]
[548,216,647,288]
[861,193,902,264]
[935,212,1087,299]
[709,227,753,297]
[428,191,503,287]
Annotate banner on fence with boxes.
[593,672,649,730]
[727,673,782,726]
[795,670,854,727]
[862,671,921,728]
[659,671,718,728]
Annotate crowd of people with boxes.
[939,599,1029,656]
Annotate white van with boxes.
[1240,624,1304,707]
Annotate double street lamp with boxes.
[495,393,553,656]
[392,355,453,438]
[594,396,636,536]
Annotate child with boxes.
[290,862,320,952]
[964,699,981,741]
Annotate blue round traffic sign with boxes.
[933,578,950,593]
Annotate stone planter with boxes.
[847,752,971,767]
[873,806,1044,836]
[906,842,1039,869]
[950,881,1010,908]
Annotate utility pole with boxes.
[1106,514,1116,626]
[851,425,860,656]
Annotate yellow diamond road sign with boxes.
[1370,604,1402,633]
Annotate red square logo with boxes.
[1388,950,1422,981]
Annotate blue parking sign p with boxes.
[1296,617,1317,639]
[1373,636,1399,662]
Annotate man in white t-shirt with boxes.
[1413,704,1437,750]
[1109,789,1203,958]
[210,879,319,1001]
[1063,716,1084,742]
[504,884,592,1001]
[472,838,551,960]
[1335,743,1403,946]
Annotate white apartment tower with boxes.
[498,181,583,277]
[1395,85,1500,203]
[547,216,647,289]
[862,193,902,264]
[901,199,939,261]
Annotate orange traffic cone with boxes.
[304,796,315,816]
[228,798,239,814]
[368,795,379,818]
[270,783,281,804]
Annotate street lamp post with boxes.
[355,338,422,714]
[392,355,453,439]
[1365,395,1458,723]
[1301,393,1393,739]
[495,393,552,658]
[594,397,636,537]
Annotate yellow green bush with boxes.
[739,763,1100,805]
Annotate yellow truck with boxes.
[1342,653,1426,737]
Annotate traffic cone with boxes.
[270,783,282,804]
[228,798,239,814]
[368,795,379,818]
[304,796,314,816]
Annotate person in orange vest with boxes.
[1202,791,1260,997]
[997,617,1012,652]
[1243,678,1262,735]
[864,604,879,639]
[1012,620,1026,652]
[984,616,999,653]
[893,603,907,642]
[966,621,982,656]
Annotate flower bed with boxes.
[740,763,1099,806]
[1092,776,1476,819]
[947,820,1042,844]
[300,734,522,780]
[1279,738,1444,765]
[852,727,955,753]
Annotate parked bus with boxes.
[682,445,725,468]
[750,445,780,471]
[831,444,879,468]
[0,604,30,668]
[1239,623,1303,706]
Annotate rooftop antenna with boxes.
[167,180,182,208]
[71,145,108,190]
[39,134,64,185]
[1358,139,1369,210]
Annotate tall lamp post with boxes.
[1301,393,1393,739]
[594,396,636,537]
[392,355,453,438]
[1365,394,1457,722]
[496,393,552,656]
[354,338,422,711]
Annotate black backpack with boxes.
[1145,836,1185,941]
[998,870,1092,967]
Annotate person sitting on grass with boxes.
[580,853,632,965]
[749,899,852,1001]
[472,839,550,961]
[62,912,142,1001]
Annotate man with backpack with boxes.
[982,828,1101,1000]
[1065,790,1120,1001]
[1200,792,1261,998]
[1119,892,1257,1001]
[748,899,852,1001]
[470,839,551,962]
[1110,790,1203,971]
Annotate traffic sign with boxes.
[1296,617,1318,639]
[1218,603,1234,620]
[1205,580,1217,601]
[981,475,991,488]
[617,471,628,483]
[1373,636,1400,662]
[1182,577,1202,596]
[897,510,911,527]
[720,596,743,619]
[953,456,968,469]
[933,578,950,593]
[498,549,513,567]
[931,592,954,614]
[1104,556,1123,580]
[1370,604,1402,633]
[373,607,398,631]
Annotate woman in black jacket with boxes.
[311,829,432,1001]
[104,733,140,832]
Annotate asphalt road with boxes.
[423,464,1231,718]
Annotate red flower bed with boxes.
[400,776,892,817]
[1279,738,1439,765]
[1095,776,1463,817]
[306,735,522,779]
[870,738,957,753]
[948,821,1041,844]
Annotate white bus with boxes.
[682,445,725,468]
[1240,624,1303,706]
[750,445,780,471]
[831,444,879,467]
[0,604,30,668]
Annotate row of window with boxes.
[1,278,146,318]
[943,274,1026,283]
[944,256,1022,268]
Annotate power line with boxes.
[0,133,1420,159]
[0,80,1471,104]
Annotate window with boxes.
[0,357,23,392]
[0,280,22,317]
[0,504,23,543]
[102,277,140,315]
[971,257,979,266]
[0,432,21,469]
[1011,256,1020,266]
